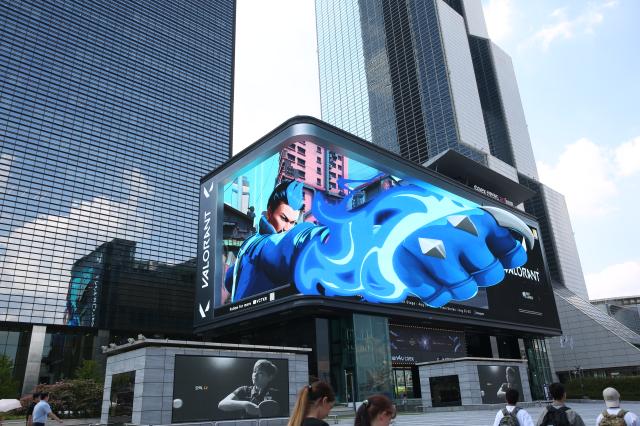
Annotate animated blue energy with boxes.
[294,183,528,307]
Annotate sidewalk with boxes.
[4,401,640,426]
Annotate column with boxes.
[21,325,46,395]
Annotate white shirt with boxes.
[494,405,535,426]
[595,408,638,426]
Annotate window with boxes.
[316,178,321,186]
[297,146,305,155]
[297,158,305,166]
[316,167,321,174]
[316,146,322,153]
[317,157,322,164]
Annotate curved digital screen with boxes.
[195,121,560,333]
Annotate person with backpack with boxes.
[493,388,534,426]
[536,383,585,426]
[595,387,638,426]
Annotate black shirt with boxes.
[233,385,279,405]
[302,418,329,426]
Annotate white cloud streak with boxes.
[537,138,618,218]
[586,260,640,300]
[614,136,640,177]
[522,1,616,51]
[483,0,513,43]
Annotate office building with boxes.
[0,0,235,394]
[315,0,640,385]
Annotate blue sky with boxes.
[233,0,640,300]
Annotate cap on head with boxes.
[603,387,620,408]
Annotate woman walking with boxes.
[288,381,336,426]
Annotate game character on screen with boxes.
[218,359,281,418]
[225,177,535,308]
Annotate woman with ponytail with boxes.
[287,381,336,426]
[354,395,396,426]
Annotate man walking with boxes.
[26,393,40,426]
[595,387,638,426]
[536,383,585,426]
[493,388,534,426]
[32,393,63,426]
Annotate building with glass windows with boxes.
[0,0,235,395]
[315,0,640,395]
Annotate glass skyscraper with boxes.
[316,0,640,383]
[0,0,234,393]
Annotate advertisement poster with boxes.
[196,136,559,332]
[172,355,289,422]
[390,324,465,364]
[477,365,523,404]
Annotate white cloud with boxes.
[483,0,513,42]
[586,260,640,300]
[0,169,152,323]
[614,136,640,177]
[537,138,618,217]
[233,0,320,154]
[522,1,614,50]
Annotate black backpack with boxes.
[540,406,571,426]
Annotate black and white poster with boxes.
[172,355,289,422]
[477,365,523,404]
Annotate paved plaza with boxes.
[331,402,640,426]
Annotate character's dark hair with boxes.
[32,392,40,399]
[39,392,49,399]
[287,381,336,426]
[254,359,277,377]
[505,388,519,405]
[354,394,395,426]
[549,382,565,400]
[267,180,304,212]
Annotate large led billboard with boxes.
[195,118,560,333]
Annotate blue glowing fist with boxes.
[294,184,533,307]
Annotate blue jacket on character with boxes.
[224,214,329,303]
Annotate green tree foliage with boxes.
[74,359,104,384]
[17,380,104,418]
[565,376,640,400]
[0,354,20,398]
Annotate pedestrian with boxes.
[26,393,40,426]
[32,393,63,426]
[354,395,396,426]
[493,388,534,426]
[287,381,336,426]
[595,387,638,426]
[536,383,585,426]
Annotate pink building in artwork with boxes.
[277,140,349,219]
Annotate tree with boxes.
[74,359,104,384]
[0,355,20,398]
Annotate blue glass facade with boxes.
[0,0,234,390]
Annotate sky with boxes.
[233,0,640,300]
